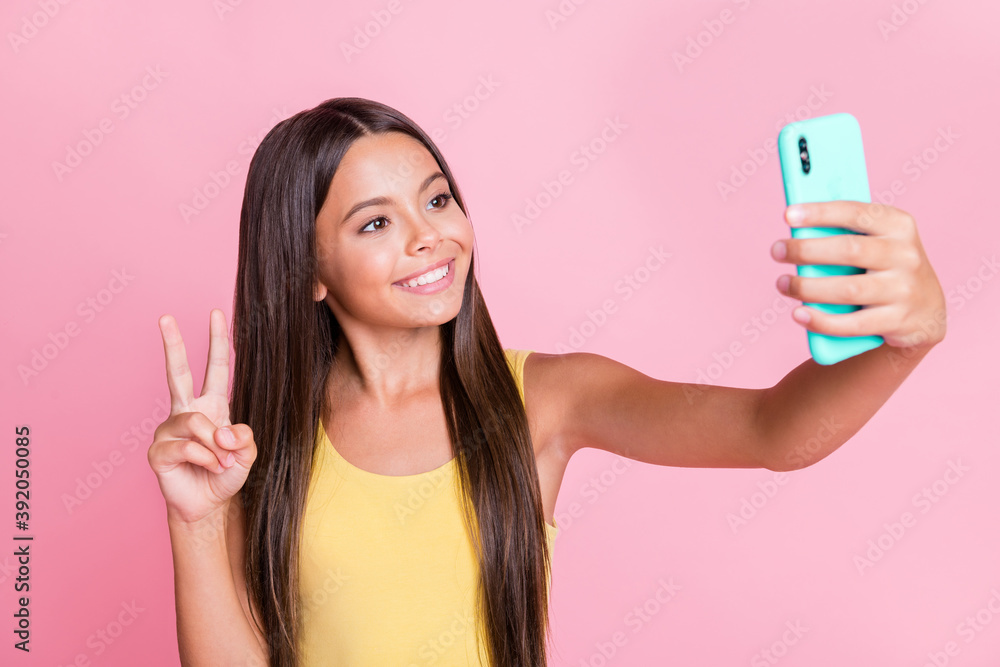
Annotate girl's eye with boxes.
[429,192,453,209]
[360,216,388,233]
[358,192,453,234]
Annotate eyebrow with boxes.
[341,171,448,225]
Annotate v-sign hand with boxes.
[147,309,258,527]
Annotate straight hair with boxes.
[230,97,553,666]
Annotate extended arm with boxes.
[533,201,944,472]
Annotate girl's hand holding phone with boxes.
[147,308,258,526]
[770,201,947,351]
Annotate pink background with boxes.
[3,0,999,664]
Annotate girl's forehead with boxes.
[321,134,442,221]
[342,132,433,169]
[333,135,438,191]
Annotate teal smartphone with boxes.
[777,112,884,365]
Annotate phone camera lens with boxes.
[798,136,810,174]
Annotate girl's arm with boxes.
[149,311,269,665]
[755,339,935,470]
[528,202,944,471]
[169,499,269,667]
[758,201,946,469]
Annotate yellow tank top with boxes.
[298,348,558,666]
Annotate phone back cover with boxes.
[777,112,884,364]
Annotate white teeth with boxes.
[403,262,449,287]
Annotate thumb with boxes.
[216,423,256,468]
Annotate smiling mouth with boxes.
[393,259,456,294]
[394,259,452,287]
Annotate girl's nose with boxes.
[407,213,443,250]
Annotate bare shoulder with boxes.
[521,351,612,462]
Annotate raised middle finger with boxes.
[201,309,231,402]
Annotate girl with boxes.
[148,97,946,667]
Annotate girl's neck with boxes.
[330,328,444,408]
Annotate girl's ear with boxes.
[313,281,327,302]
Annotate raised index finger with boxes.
[786,200,905,236]
[201,308,231,401]
[158,314,196,414]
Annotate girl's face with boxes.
[313,131,473,332]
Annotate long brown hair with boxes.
[230,97,553,666]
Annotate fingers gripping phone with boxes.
[777,112,884,365]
